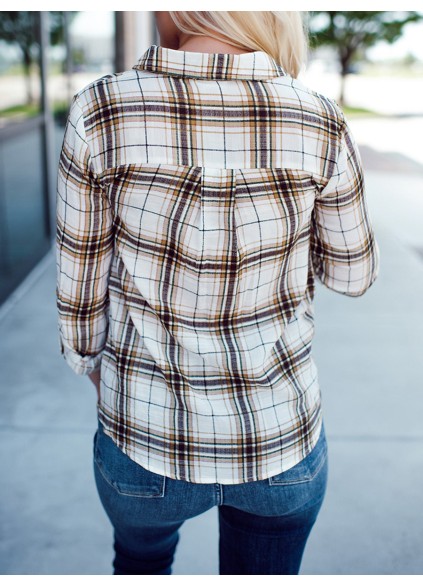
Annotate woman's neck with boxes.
[175,34,253,55]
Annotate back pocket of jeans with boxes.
[94,423,165,498]
[268,426,327,486]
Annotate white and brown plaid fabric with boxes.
[56,44,380,484]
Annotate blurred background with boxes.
[1,10,423,575]
[0,11,157,303]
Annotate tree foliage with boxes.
[0,11,77,103]
[308,11,423,105]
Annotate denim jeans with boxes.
[93,419,328,575]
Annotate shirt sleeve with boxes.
[56,94,114,375]
[310,107,380,297]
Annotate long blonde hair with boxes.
[168,11,309,78]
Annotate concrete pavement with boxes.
[1,157,423,574]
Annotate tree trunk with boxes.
[338,56,350,108]
[339,72,346,107]
[339,45,354,107]
[23,49,33,106]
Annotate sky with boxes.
[367,16,423,61]
[71,11,115,39]
[70,11,423,62]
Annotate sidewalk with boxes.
[1,166,423,574]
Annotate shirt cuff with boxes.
[60,340,103,376]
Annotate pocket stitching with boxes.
[93,431,166,498]
[268,443,327,486]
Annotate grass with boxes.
[0,101,70,122]
[342,105,382,118]
[359,64,423,78]
[0,103,40,118]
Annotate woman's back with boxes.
[56,44,379,484]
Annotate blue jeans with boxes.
[93,419,328,575]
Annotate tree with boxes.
[308,11,423,106]
[0,12,39,104]
[0,11,76,105]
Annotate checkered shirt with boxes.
[56,44,380,483]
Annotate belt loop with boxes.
[215,483,223,506]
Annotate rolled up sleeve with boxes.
[310,107,380,297]
[56,94,114,375]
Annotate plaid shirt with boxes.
[56,44,380,484]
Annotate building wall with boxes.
[0,11,156,305]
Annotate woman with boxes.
[56,11,380,575]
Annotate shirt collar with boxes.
[132,44,287,81]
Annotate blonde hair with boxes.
[168,11,309,78]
